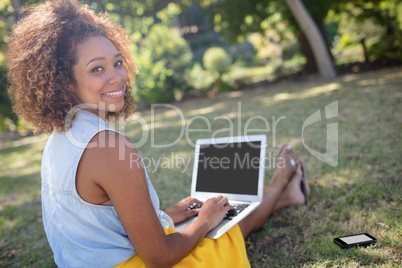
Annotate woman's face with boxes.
[72,35,128,118]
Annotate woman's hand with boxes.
[197,196,233,231]
[164,197,203,224]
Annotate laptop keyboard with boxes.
[187,202,249,220]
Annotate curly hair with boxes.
[7,0,137,134]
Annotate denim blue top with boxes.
[41,109,174,268]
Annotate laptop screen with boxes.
[195,141,261,195]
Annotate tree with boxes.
[331,0,402,62]
[285,0,336,79]
[0,0,23,25]
[207,0,401,76]
[207,0,339,75]
[134,24,193,104]
[0,0,25,126]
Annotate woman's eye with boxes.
[92,66,103,73]
[115,60,123,67]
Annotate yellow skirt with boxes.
[115,224,250,267]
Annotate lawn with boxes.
[1,67,401,267]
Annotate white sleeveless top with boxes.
[41,109,174,268]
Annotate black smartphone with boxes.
[333,233,377,249]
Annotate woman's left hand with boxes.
[164,197,203,224]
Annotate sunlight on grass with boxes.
[273,92,291,101]
[186,102,226,117]
[256,82,341,107]
[357,78,380,87]
[273,82,341,102]
[316,173,352,188]
[148,119,184,131]
[299,82,340,98]
[0,134,47,150]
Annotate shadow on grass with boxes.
[0,172,41,197]
[0,191,55,268]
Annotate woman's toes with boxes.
[277,145,297,173]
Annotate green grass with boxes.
[1,68,401,267]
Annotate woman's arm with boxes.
[77,131,232,267]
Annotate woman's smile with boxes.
[102,87,125,99]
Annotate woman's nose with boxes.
[108,69,125,85]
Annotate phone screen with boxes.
[339,234,373,244]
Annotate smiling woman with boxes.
[6,0,309,267]
[6,0,136,134]
[72,36,129,120]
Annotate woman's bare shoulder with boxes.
[76,130,144,204]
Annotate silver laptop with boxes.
[175,135,267,239]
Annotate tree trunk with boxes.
[360,38,369,63]
[313,15,334,64]
[285,0,336,79]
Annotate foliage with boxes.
[247,27,297,66]
[188,62,216,93]
[369,31,402,61]
[207,0,337,73]
[134,24,194,104]
[329,0,402,62]
[187,31,222,63]
[0,65,17,132]
[202,47,231,75]
[229,41,256,66]
[209,0,395,42]
[84,0,180,21]
[188,47,233,95]
[201,47,233,93]
[0,3,14,131]
[206,0,402,73]
[209,0,335,42]
[0,66,10,114]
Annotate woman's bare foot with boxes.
[269,145,297,189]
[273,163,306,211]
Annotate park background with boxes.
[0,0,401,267]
